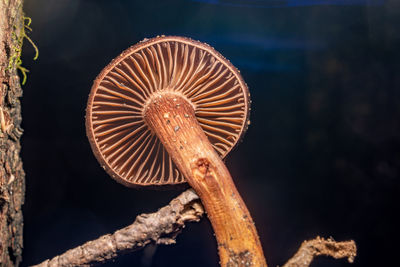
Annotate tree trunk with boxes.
[0,0,25,265]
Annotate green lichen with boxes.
[7,16,39,85]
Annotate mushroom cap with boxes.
[86,36,250,187]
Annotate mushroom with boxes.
[86,36,267,267]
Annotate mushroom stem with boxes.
[144,92,267,267]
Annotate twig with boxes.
[32,189,204,267]
[282,236,357,267]
[31,190,357,267]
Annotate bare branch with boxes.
[32,189,204,267]
[282,236,357,267]
[31,189,356,267]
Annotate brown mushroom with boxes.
[86,36,267,267]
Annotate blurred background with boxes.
[20,0,399,266]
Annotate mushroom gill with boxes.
[86,36,250,187]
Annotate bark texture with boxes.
[33,189,204,267]
[0,0,25,265]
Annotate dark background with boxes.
[20,0,399,266]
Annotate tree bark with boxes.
[0,0,25,265]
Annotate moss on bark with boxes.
[0,0,25,265]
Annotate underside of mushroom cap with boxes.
[86,36,251,187]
